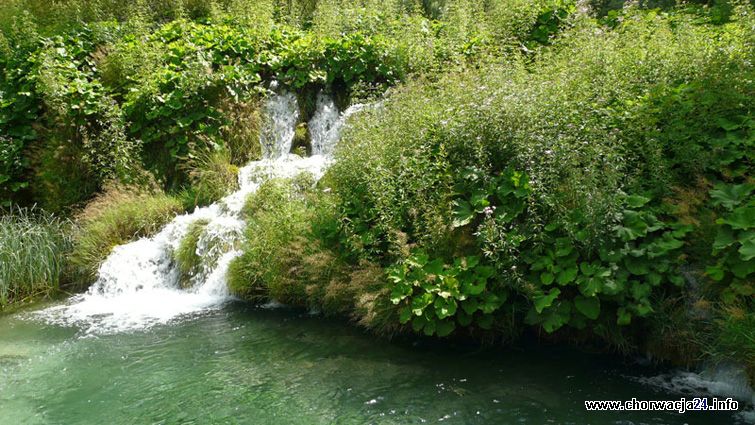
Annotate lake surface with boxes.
[0,302,749,425]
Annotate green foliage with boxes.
[451,167,531,228]
[229,177,314,299]
[228,174,390,327]
[107,18,407,185]
[69,189,184,284]
[385,174,691,336]
[523,0,575,49]
[180,148,239,210]
[0,18,42,204]
[707,304,755,381]
[1,23,139,209]
[389,252,503,336]
[520,196,691,333]
[174,219,209,287]
[0,208,72,307]
[707,183,755,303]
[328,7,750,340]
[218,97,263,165]
[1,0,581,210]
[0,0,752,374]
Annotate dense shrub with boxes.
[0,208,72,307]
[228,175,388,322]
[1,0,579,210]
[0,15,43,206]
[225,6,752,350]
[320,6,753,341]
[1,22,140,210]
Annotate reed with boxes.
[0,208,72,307]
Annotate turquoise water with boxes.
[0,302,746,424]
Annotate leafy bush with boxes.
[323,6,752,340]
[69,188,184,283]
[0,208,72,307]
[1,22,140,210]
[389,253,504,336]
[707,183,754,303]
[387,166,691,336]
[1,0,577,210]
[0,16,42,205]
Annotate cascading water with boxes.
[309,93,368,156]
[259,92,299,159]
[38,92,363,335]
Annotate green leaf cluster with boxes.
[707,183,755,303]
[452,167,531,228]
[389,252,505,336]
[521,195,691,332]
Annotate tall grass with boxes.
[0,208,72,307]
[69,188,184,284]
[180,148,240,210]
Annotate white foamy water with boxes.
[637,364,754,403]
[309,93,367,156]
[634,363,755,422]
[37,92,364,335]
[260,91,299,159]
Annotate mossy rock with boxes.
[291,122,311,156]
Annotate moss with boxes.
[291,122,310,156]
[295,87,318,123]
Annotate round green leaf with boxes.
[574,296,600,320]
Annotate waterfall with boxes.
[309,93,367,156]
[38,92,363,335]
[260,92,299,159]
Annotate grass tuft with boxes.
[0,208,72,308]
[174,219,209,287]
[69,187,184,284]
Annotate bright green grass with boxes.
[0,208,72,307]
